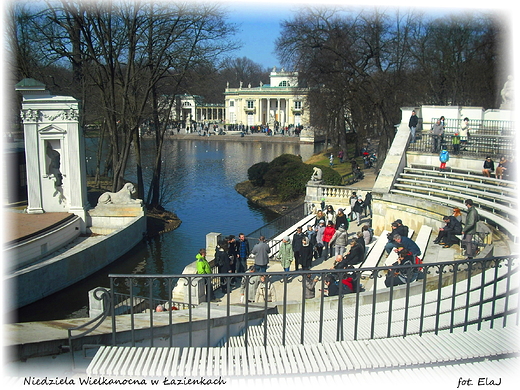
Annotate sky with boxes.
[216,0,517,70]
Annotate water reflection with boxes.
[16,138,322,322]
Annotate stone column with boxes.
[257,98,261,124]
[21,111,44,214]
[277,98,281,125]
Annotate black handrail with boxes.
[68,255,518,360]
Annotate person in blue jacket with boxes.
[439,148,450,171]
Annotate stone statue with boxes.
[46,143,63,187]
[500,75,514,109]
[97,183,142,205]
[311,167,323,181]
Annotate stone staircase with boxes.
[390,164,518,242]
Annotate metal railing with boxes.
[68,255,518,357]
[245,202,306,241]
[408,132,516,159]
[426,118,515,136]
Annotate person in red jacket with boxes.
[322,221,336,259]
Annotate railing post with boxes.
[110,277,116,346]
[450,265,459,333]
[300,272,306,344]
[434,264,445,335]
[503,257,513,328]
[464,260,473,331]
[128,276,135,346]
[148,276,154,347]
[370,271,378,340]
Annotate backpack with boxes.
[439,150,450,163]
[414,254,425,278]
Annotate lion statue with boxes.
[97,183,142,205]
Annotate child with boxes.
[452,133,461,154]
[439,148,450,171]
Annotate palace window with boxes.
[278,81,290,87]
[294,101,302,110]
[229,101,235,107]
[247,100,255,109]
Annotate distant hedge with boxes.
[247,154,342,201]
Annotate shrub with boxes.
[247,161,270,186]
[268,154,303,168]
[246,154,343,200]
[320,165,343,186]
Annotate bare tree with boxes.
[276,7,506,162]
[11,0,237,208]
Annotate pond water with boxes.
[15,137,323,322]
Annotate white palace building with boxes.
[224,67,310,128]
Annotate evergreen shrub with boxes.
[247,154,342,201]
[247,161,270,186]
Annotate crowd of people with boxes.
[190,192,378,302]
[189,195,482,305]
[411,114,513,176]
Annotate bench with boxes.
[360,231,389,277]
[406,167,517,189]
[389,189,518,243]
[414,225,432,262]
[392,184,515,221]
[411,164,516,182]
[394,183,517,217]
[397,177,517,207]
[400,173,517,198]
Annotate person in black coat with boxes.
[355,231,366,254]
[334,208,349,230]
[299,237,314,270]
[385,220,409,254]
[352,197,365,226]
[215,240,232,292]
[364,192,373,218]
[385,249,418,287]
[334,239,364,268]
[435,215,463,248]
[227,235,239,285]
[292,227,306,271]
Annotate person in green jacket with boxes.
[277,236,294,272]
[195,248,216,301]
[196,248,211,274]
[452,132,461,154]
[462,199,479,259]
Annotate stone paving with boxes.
[3,211,74,243]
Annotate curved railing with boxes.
[68,255,518,357]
